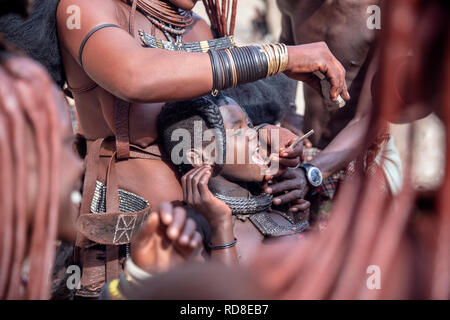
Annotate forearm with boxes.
[310,50,383,179]
[309,114,371,179]
[59,0,350,107]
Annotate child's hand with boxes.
[131,202,203,274]
[181,166,232,228]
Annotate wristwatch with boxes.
[299,163,323,187]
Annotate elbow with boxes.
[114,76,158,104]
[112,59,160,103]
[118,81,155,104]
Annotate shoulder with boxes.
[192,12,210,28]
[56,0,120,35]
[188,12,214,40]
[57,0,119,19]
[56,0,125,53]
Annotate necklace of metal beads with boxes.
[139,28,235,52]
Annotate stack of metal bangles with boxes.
[208,43,289,96]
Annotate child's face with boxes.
[217,103,270,182]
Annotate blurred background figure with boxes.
[0,0,84,299]
[250,0,450,300]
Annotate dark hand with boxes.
[263,168,310,214]
[181,166,232,227]
[285,42,351,102]
[259,125,304,168]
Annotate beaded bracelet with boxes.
[108,279,126,300]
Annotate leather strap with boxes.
[66,81,99,95]
[114,98,131,160]
[106,152,120,213]
[76,138,106,295]
[129,0,138,36]
[98,139,162,159]
[75,138,104,253]
[104,151,121,282]
[77,209,150,245]
[106,246,120,283]
[78,246,107,297]
[114,0,137,161]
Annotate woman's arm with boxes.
[57,0,349,104]
[57,0,212,103]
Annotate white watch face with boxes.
[308,168,323,187]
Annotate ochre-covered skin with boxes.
[56,0,350,210]
[57,0,215,208]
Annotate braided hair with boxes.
[0,42,64,299]
[202,0,238,37]
[158,93,235,175]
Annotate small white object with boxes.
[125,258,153,281]
[314,71,347,111]
[70,190,82,205]
[337,95,346,109]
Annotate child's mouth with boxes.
[251,146,271,166]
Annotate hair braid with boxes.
[202,0,238,37]
[0,56,28,299]
[0,47,62,299]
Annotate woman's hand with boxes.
[263,168,311,221]
[258,125,303,179]
[262,125,304,166]
[285,42,350,102]
[181,165,232,228]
